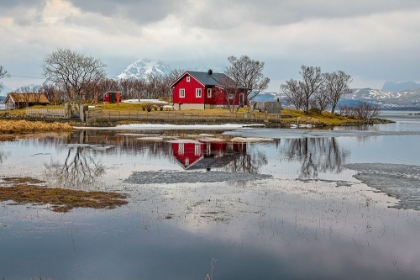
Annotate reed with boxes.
[0,120,73,133]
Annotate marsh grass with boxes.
[0,120,73,133]
[0,177,128,212]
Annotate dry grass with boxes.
[0,120,73,133]
[0,177,128,212]
[280,109,349,125]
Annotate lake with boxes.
[1,111,420,279]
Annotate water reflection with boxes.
[171,139,269,174]
[283,137,349,179]
[0,150,6,164]
[44,145,105,189]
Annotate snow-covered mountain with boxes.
[116,58,226,81]
[116,59,172,80]
[256,88,420,109]
[340,88,420,109]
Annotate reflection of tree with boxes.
[224,151,268,174]
[44,146,105,189]
[0,150,6,164]
[283,137,349,179]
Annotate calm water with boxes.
[1,111,420,279]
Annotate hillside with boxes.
[340,88,420,109]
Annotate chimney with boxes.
[208,69,213,75]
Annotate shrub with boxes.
[309,107,322,115]
[142,103,153,112]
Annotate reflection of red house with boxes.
[171,140,205,170]
[171,70,248,110]
[171,139,247,170]
[104,91,122,103]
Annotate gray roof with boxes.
[171,70,248,89]
[187,71,235,87]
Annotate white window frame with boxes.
[186,76,190,82]
[194,144,201,156]
[207,88,212,98]
[179,88,185,98]
[196,88,202,98]
[178,143,184,155]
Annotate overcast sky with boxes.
[1,0,419,91]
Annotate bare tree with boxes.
[168,68,185,82]
[313,83,330,112]
[211,74,248,113]
[145,73,162,99]
[323,70,352,114]
[339,102,380,119]
[280,79,304,110]
[225,55,270,102]
[280,65,323,114]
[355,102,380,119]
[0,65,8,91]
[39,83,63,104]
[92,78,120,102]
[43,48,106,108]
[298,65,323,114]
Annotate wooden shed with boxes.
[5,92,50,110]
[104,92,122,104]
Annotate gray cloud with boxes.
[68,0,187,24]
[181,0,420,29]
[0,0,42,8]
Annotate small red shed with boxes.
[104,91,122,104]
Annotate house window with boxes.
[185,158,189,166]
[178,143,184,155]
[179,88,185,98]
[195,144,201,156]
[207,88,212,98]
[196,88,202,98]
[186,76,190,82]
[228,94,234,100]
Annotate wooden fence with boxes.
[26,108,67,118]
[85,109,283,123]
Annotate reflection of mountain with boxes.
[283,137,349,179]
[171,140,247,171]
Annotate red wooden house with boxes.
[171,70,248,110]
[104,91,122,103]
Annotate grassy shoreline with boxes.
[0,105,394,133]
[0,119,73,134]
